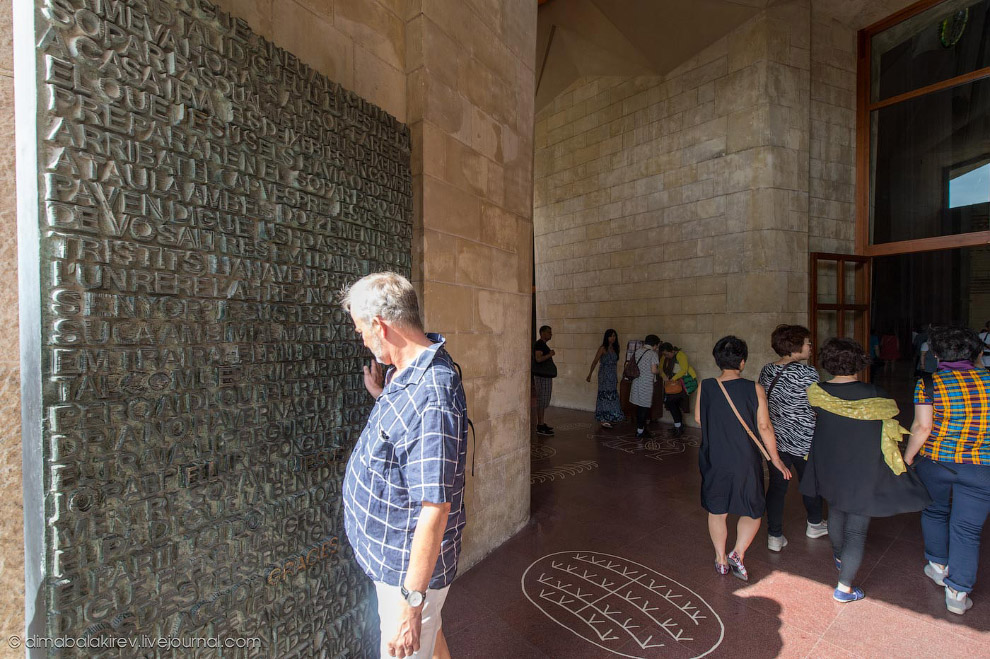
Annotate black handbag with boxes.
[532,353,557,378]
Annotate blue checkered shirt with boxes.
[343,333,468,588]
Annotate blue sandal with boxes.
[833,553,842,571]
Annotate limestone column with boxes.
[713,0,812,370]
[405,0,537,569]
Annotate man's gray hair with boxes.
[341,272,423,329]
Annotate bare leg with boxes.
[433,628,450,659]
[732,516,762,561]
[708,513,728,563]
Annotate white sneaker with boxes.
[924,562,947,587]
[946,586,974,615]
[767,535,788,552]
[806,520,829,539]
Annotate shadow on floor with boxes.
[444,407,990,658]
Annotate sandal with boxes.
[727,551,748,582]
[833,553,842,571]
[833,587,865,603]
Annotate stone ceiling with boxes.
[536,0,920,111]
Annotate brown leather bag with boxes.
[715,379,771,460]
[664,379,685,395]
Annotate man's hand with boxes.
[387,602,422,658]
[549,349,556,357]
[364,360,384,399]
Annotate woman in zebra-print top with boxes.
[758,325,827,553]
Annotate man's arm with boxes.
[387,501,451,658]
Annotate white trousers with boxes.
[374,582,451,658]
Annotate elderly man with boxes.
[341,272,468,658]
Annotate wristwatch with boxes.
[401,585,425,607]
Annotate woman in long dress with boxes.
[586,329,625,428]
[695,336,791,581]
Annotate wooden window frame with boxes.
[809,253,872,371]
[856,0,990,257]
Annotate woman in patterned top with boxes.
[630,335,661,439]
[906,325,990,615]
[758,325,827,553]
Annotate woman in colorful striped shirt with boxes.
[905,325,990,616]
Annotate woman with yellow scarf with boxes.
[800,338,931,603]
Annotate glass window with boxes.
[869,77,990,244]
[871,0,990,103]
[949,161,990,208]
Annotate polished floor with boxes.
[444,407,990,658]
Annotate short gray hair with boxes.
[341,272,423,329]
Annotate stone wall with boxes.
[406,0,536,568]
[534,1,813,414]
[809,8,857,254]
[0,0,21,654]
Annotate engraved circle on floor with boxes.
[530,444,557,460]
[590,431,701,462]
[521,551,724,658]
[530,460,599,484]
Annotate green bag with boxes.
[682,373,698,395]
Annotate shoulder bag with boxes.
[715,379,771,461]
[623,349,648,381]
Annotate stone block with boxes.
[353,48,406,121]
[419,121,447,179]
[214,0,274,40]
[726,272,791,313]
[424,177,482,241]
[422,79,469,144]
[715,63,764,117]
[727,14,768,73]
[455,238,495,288]
[422,229,458,283]
[0,364,22,651]
[719,147,774,194]
[726,104,770,153]
[499,0,537,67]
[445,135,489,197]
[418,16,461,88]
[273,2,353,90]
[423,281,476,333]
[491,246,520,293]
[334,0,404,69]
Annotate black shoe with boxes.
[544,424,554,431]
[536,425,554,436]
[670,426,684,438]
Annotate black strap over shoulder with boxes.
[921,371,935,404]
[450,360,477,476]
[766,362,797,399]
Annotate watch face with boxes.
[407,590,424,607]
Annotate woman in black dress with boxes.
[801,338,931,603]
[695,336,791,581]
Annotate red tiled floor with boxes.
[444,408,990,658]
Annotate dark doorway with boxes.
[870,244,990,416]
